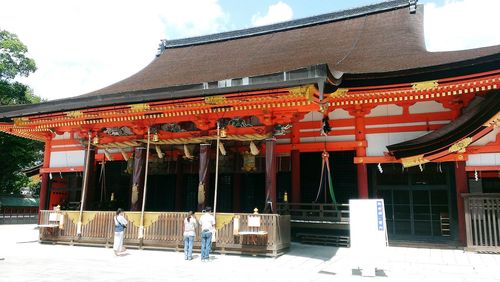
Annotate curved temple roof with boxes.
[387,90,500,166]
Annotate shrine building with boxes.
[0,0,499,251]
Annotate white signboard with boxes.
[349,199,388,276]
[248,216,261,227]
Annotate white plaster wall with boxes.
[276,138,290,144]
[50,150,85,168]
[409,101,449,114]
[301,111,323,122]
[366,104,403,117]
[467,153,500,166]
[53,132,71,140]
[366,122,426,129]
[366,131,429,156]
[328,108,351,119]
[301,135,355,143]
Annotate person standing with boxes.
[183,211,197,260]
[199,207,215,262]
[113,208,128,256]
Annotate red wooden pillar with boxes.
[39,138,51,211]
[291,149,301,203]
[455,161,468,245]
[265,138,277,213]
[175,157,183,210]
[354,107,368,198]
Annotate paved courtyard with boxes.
[1,224,500,282]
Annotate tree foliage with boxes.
[0,29,43,194]
[0,30,36,80]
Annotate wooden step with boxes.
[296,233,350,247]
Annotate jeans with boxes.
[201,230,212,260]
[183,235,194,259]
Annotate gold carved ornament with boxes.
[401,154,430,168]
[329,88,349,98]
[65,111,84,118]
[204,95,227,105]
[288,85,315,101]
[13,117,29,126]
[130,103,150,112]
[448,137,473,153]
[411,80,439,90]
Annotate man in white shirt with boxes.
[199,206,215,262]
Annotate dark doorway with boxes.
[94,161,130,211]
[240,173,265,213]
[209,174,233,213]
[372,162,453,241]
[300,151,357,204]
[145,175,176,211]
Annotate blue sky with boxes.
[0,0,498,101]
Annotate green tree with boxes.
[0,29,43,194]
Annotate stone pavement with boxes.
[1,224,500,282]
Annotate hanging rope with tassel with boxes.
[314,150,337,204]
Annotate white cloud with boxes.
[0,0,227,100]
[251,2,293,27]
[424,0,500,51]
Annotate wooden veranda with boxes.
[39,210,290,257]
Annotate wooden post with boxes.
[463,194,473,248]
[77,132,92,235]
[138,127,151,240]
[291,149,301,203]
[455,161,468,245]
[265,138,277,213]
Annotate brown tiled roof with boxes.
[1,1,499,120]
[83,1,500,97]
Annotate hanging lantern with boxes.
[219,127,227,138]
[92,135,99,145]
[152,133,159,142]
[242,152,256,172]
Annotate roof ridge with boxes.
[158,0,410,52]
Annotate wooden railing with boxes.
[0,209,38,224]
[464,193,500,252]
[277,202,349,224]
[38,210,290,257]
